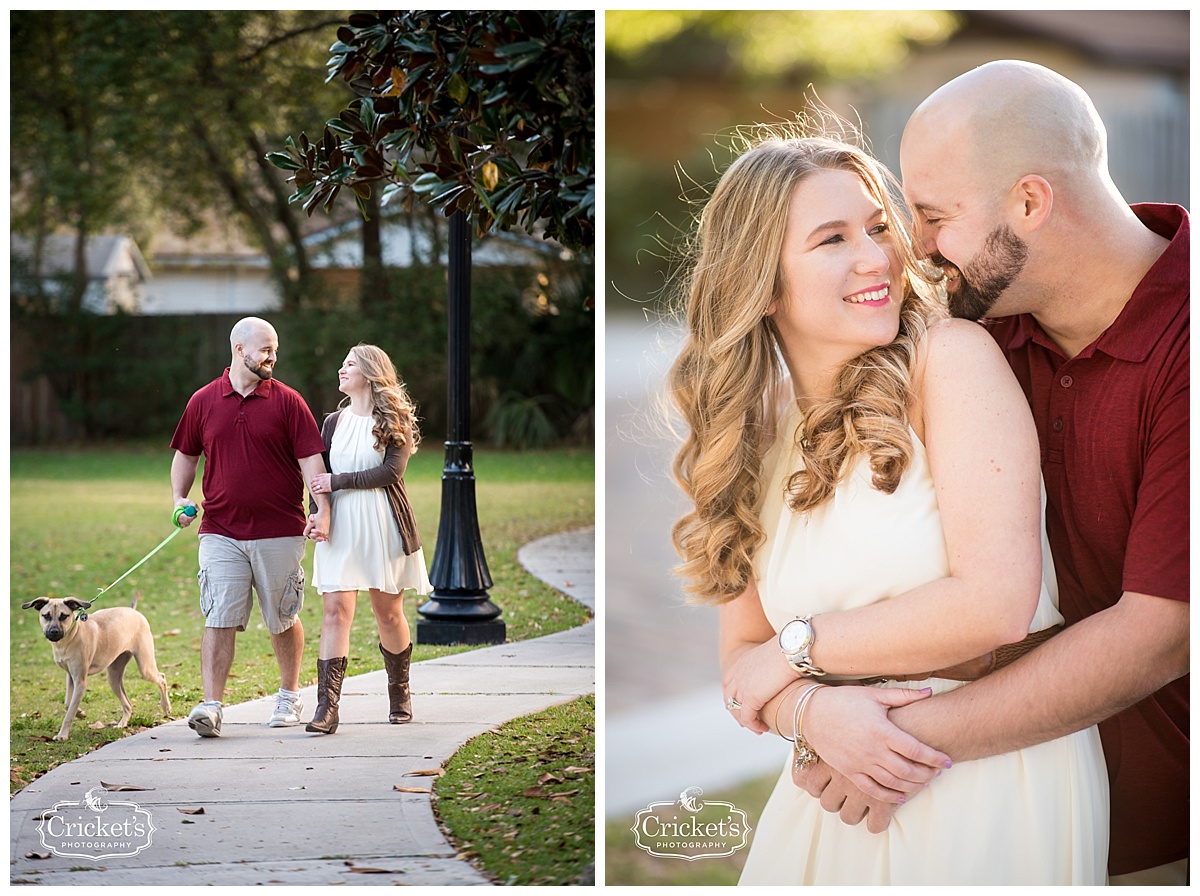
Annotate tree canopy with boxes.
[11,10,348,311]
[269,11,595,253]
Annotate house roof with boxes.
[11,234,152,281]
[302,213,566,269]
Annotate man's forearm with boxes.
[171,452,199,503]
[298,455,331,513]
[890,592,1188,760]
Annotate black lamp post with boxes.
[416,208,506,645]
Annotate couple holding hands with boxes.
[171,319,428,740]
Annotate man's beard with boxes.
[245,357,274,381]
[943,225,1029,321]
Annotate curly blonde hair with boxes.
[669,126,945,604]
[341,344,421,453]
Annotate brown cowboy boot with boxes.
[380,643,413,723]
[305,656,347,734]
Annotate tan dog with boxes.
[23,596,172,740]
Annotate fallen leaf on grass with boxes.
[160,629,182,637]
[537,773,564,785]
[562,766,592,775]
[392,786,430,794]
[100,781,155,792]
[88,721,107,730]
[178,807,205,815]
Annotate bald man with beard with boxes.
[171,317,332,738]
[788,61,1189,884]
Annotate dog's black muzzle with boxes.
[45,629,65,642]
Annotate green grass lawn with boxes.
[435,695,595,885]
[10,443,594,794]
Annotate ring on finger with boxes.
[726,696,742,711]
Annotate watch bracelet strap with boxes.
[859,624,1064,685]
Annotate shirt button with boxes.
[1060,375,1074,388]
[1052,418,1064,433]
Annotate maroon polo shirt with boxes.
[987,204,1189,875]
[170,369,326,541]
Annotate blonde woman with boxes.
[305,344,431,733]
[668,129,1107,884]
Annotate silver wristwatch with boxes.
[779,615,826,677]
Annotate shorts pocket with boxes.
[278,570,304,621]
[197,569,215,616]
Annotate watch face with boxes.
[780,619,813,653]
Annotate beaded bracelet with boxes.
[792,683,827,771]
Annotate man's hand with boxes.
[305,508,330,542]
[793,760,901,834]
[802,685,950,800]
[173,499,199,528]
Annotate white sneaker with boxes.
[268,691,303,727]
[188,701,223,738]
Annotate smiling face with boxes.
[337,350,370,397]
[900,121,1030,321]
[239,325,278,381]
[769,167,903,391]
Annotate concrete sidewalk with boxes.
[10,527,595,886]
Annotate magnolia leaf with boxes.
[481,161,499,191]
[389,67,406,95]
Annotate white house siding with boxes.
[140,267,281,315]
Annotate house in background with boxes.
[139,212,562,315]
[11,213,570,441]
[10,234,151,313]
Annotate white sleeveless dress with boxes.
[738,401,1109,885]
[312,410,431,596]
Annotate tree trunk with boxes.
[190,117,304,311]
[360,189,389,310]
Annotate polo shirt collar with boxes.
[220,367,275,399]
[990,203,1188,363]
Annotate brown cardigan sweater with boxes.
[312,409,422,555]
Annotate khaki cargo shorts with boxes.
[197,534,306,635]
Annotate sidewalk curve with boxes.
[10,526,595,886]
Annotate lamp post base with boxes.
[416,618,507,646]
